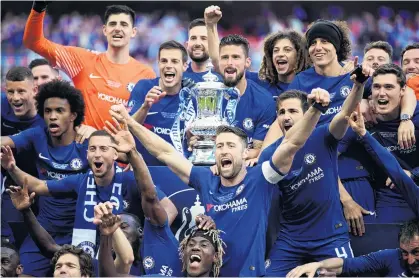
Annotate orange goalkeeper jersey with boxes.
[23,10,156,129]
[407,75,419,100]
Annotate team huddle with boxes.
[1,1,419,277]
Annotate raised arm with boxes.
[348,105,419,217]
[104,118,169,226]
[1,146,50,196]
[329,61,372,140]
[271,89,329,174]
[6,180,60,258]
[204,5,222,72]
[397,86,417,149]
[109,104,193,184]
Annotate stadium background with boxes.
[2,1,419,89]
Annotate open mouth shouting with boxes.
[377,98,389,107]
[112,33,123,41]
[224,67,237,79]
[283,122,293,132]
[49,123,60,134]
[189,254,202,268]
[93,161,104,172]
[220,157,233,170]
[163,71,176,83]
[11,102,24,113]
[275,58,289,71]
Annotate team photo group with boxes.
[1,0,419,277]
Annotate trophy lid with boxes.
[195,59,226,90]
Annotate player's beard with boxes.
[223,69,244,88]
[188,45,210,63]
[217,160,242,179]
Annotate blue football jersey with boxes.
[246,71,290,100]
[141,219,181,276]
[225,79,276,146]
[128,78,194,166]
[259,124,349,242]
[11,126,89,232]
[188,163,279,277]
[183,63,223,83]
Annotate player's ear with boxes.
[242,146,249,160]
[400,85,407,98]
[213,251,220,264]
[183,62,188,72]
[70,112,77,123]
[102,24,107,37]
[245,57,251,70]
[131,26,137,38]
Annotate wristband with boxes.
[312,102,329,113]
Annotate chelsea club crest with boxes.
[243,118,254,131]
[143,256,155,269]
[70,158,83,170]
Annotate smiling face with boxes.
[215,132,247,179]
[401,235,419,275]
[309,38,338,68]
[402,48,419,76]
[277,98,305,135]
[364,48,391,70]
[32,65,58,87]
[272,38,298,78]
[43,98,77,138]
[219,45,250,87]
[184,236,217,277]
[371,73,404,120]
[103,13,136,49]
[87,135,118,178]
[5,78,37,120]
[158,48,187,90]
[53,253,86,278]
[187,26,209,63]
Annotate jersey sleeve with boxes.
[23,10,90,79]
[10,127,37,153]
[188,166,213,193]
[338,129,357,154]
[362,79,373,99]
[341,249,397,276]
[128,80,148,115]
[253,98,276,141]
[46,174,81,195]
[360,132,419,217]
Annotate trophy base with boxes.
[189,141,215,166]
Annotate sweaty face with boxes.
[53,253,85,278]
[119,214,142,246]
[158,49,187,90]
[103,13,136,48]
[1,247,21,277]
[371,73,403,120]
[215,132,246,179]
[364,48,391,70]
[32,65,57,87]
[272,38,298,77]
[87,136,118,178]
[402,49,419,76]
[277,98,305,135]
[5,79,36,120]
[400,236,419,275]
[309,38,338,68]
[219,45,250,87]
[187,26,210,63]
[184,236,216,277]
[44,98,76,138]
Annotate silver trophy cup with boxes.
[184,69,240,165]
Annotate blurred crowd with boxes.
[2,4,419,85]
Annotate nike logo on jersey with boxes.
[2,122,14,129]
[147,112,159,115]
[89,73,102,79]
[38,153,50,160]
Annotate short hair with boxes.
[35,80,85,127]
[179,228,226,278]
[51,245,93,277]
[305,20,352,62]
[216,125,248,148]
[364,41,393,59]
[219,34,250,58]
[5,66,34,82]
[372,63,406,88]
[89,130,116,144]
[259,30,308,85]
[399,219,419,245]
[28,58,59,74]
[277,89,309,112]
[1,238,19,256]
[158,40,188,63]
[104,5,135,25]
[400,42,419,62]
[189,18,206,31]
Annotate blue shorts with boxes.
[266,235,354,277]
[342,177,376,223]
[20,232,72,277]
[376,205,416,223]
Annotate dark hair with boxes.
[158,40,188,63]
[104,5,135,25]
[364,41,393,59]
[216,125,248,148]
[259,30,308,84]
[51,245,93,277]
[189,18,206,31]
[399,219,419,245]
[277,89,309,112]
[305,20,352,62]
[1,238,19,255]
[400,42,419,62]
[89,130,116,144]
[35,80,85,127]
[29,58,59,74]
[6,66,34,82]
[372,63,406,88]
[219,34,250,58]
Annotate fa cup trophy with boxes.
[181,63,240,165]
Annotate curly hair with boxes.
[179,228,226,278]
[259,30,308,84]
[306,20,352,62]
[35,80,85,127]
[51,245,93,277]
